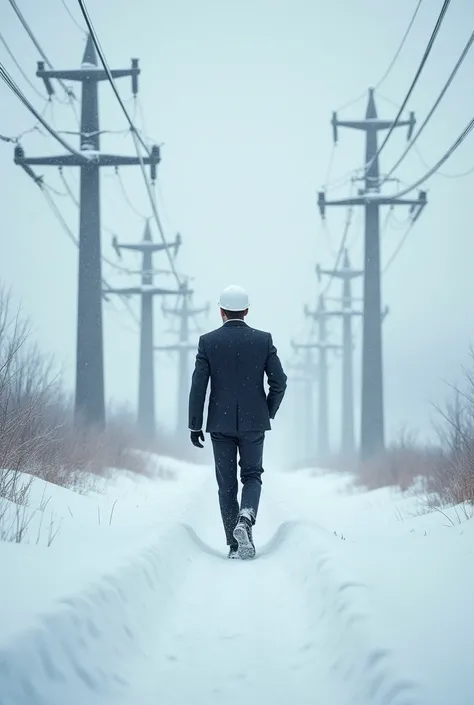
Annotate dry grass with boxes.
[39,406,153,486]
[351,374,474,511]
[354,441,441,493]
[0,286,161,501]
[0,285,190,543]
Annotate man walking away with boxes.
[188,285,287,559]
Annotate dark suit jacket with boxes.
[188,320,287,434]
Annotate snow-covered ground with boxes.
[0,459,472,705]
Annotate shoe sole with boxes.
[233,524,256,560]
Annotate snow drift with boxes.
[0,462,472,705]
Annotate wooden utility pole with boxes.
[107,222,182,438]
[298,294,341,461]
[317,88,426,459]
[14,35,160,427]
[316,250,363,456]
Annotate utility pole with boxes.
[107,222,182,439]
[155,282,209,434]
[14,35,161,428]
[317,88,427,460]
[298,294,341,462]
[286,355,318,462]
[316,250,363,457]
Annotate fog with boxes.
[1,0,473,457]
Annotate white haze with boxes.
[1,0,473,457]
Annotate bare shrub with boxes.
[0,282,205,522]
[350,357,474,508]
[0,288,57,495]
[23,402,154,491]
[428,385,474,506]
[0,287,152,496]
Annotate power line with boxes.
[42,180,69,198]
[347,208,411,342]
[382,221,416,273]
[0,121,43,144]
[56,128,130,137]
[154,174,177,232]
[319,178,357,300]
[135,95,150,141]
[386,208,412,231]
[61,0,87,35]
[414,143,474,179]
[130,127,182,280]
[0,29,47,101]
[76,0,183,288]
[39,179,139,326]
[322,205,354,298]
[363,0,452,179]
[76,0,150,156]
[60,166,117,244]
[376,114,474,200]
[40,183,78,247]
[325,169,357,193]
[375,91,402,110]
[324,143,336,188]
[334,90,367,114]
[57,166,157,276]
[115,168,148,220]
[7,0,76,100]
[0,62,89,160]
[346,204,363,250]
[321,220,339,258]
[374,0,424,89]
[381,30,474,185]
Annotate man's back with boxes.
[188,284,287,559]
[189,319,287,434]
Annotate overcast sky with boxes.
[1,0,473,457]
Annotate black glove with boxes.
[190,430,205,448]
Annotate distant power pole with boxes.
[316,250,363,456]
[155,282,209,434]
[286,355,318,462]
[299,294,341,461]
[14,35,161,427]
[107,221,182,438]
[317,88,427,460]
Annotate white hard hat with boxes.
[218,285,249,311]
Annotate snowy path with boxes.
[5,465,466,705]
[118,509,350,705]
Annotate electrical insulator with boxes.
[407,111,416,141]
[14,144,25,161]
[317,191,326,218]
[131,59,139,95]
[331,112,338,144]
[150,145,160,181]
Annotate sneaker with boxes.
[228,544,239,559]
[233,512,256,560]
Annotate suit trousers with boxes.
[210,431,265,545]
